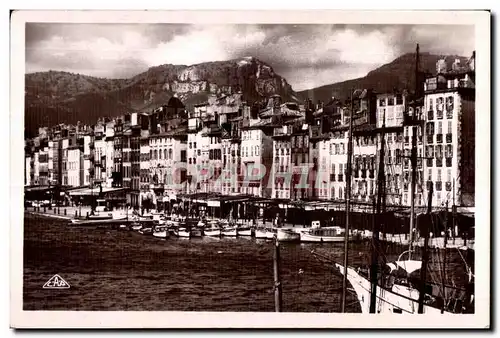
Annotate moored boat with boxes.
[190,227,203,238]
[204,227,221,237]
[277,228,301,242]
[255,228,267,239]
[222,227,237,237]
[175,227,191,238]
[153,225,169,238]
[300,226,345,242]
[265,228,277,240]
[237,227,253,236]
[131,223,142,231]
[139,227,153,235]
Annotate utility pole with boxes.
[418,184,433,313]
[341,88,355,313]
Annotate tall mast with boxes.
[409,43,420,260]
[418,184,433,313]
[369,109,386,313]
[409,127,418,257]
[341,88,355,313]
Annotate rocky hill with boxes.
[24,57,297,137]
[297,52,470,103]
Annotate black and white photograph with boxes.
[10,10,490,328]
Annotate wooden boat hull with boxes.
[265,230,276,239]
[222,228,237,237]
[335,263,449,314]
[255,229,267,239]
[190,229,203,237]
[153,231,169,238]
[176,229,190,238]
[204,229,221,237]
[300,232,344,242]
[237,228,252,236]
[277,229,301,242]
[139,228,152,235]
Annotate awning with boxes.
[69,187,127,196]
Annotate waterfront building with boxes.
[67,142,83,188]
[240,97,279,198]
[271,99,305,200]
[112,119,124,188]
[104,121,115,188]
[82,134,94,187]
[92,123,107,187]
[139,113,153,209]
[422,52,475,207]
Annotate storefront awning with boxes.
[69,187,127,196]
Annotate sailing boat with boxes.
[332,107,474,314]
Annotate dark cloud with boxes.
[25,23,474,90]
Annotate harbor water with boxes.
[23,213,473,312]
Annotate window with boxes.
[447,121,453,134]
[189,142,192,149]
[193,142,197,149]
[388,97,395,106]
[447,169,452,182]
[437,169,442,181]
[438,121,443,134]
[256,146,259,156]
[396,94,403,105]
[379,98,386,107]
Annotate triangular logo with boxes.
[43,274,70,289]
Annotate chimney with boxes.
[436,58,447,74]
[452,58,461,71]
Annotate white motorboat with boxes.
[153,226,169,238]
[222,227,238,237]
[131,223,142,231]
[237,227,252,236]
[300,226,346,242]
[204,227,221,237]
[255,228,267,239]
[277,228,301,242]
[265,228,277,240]
[175,227,191,238]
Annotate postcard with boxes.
[10,9,490,329]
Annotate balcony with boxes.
[436,110,443,120]
[446,110,453,119]
[446,133,452,143]
[436,181,442,191]
[436,134,443,144]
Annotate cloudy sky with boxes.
[25,23,474,91]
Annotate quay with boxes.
[25,205,475,251]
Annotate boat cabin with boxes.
[95,199,108,212]
[311,220,321,228]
